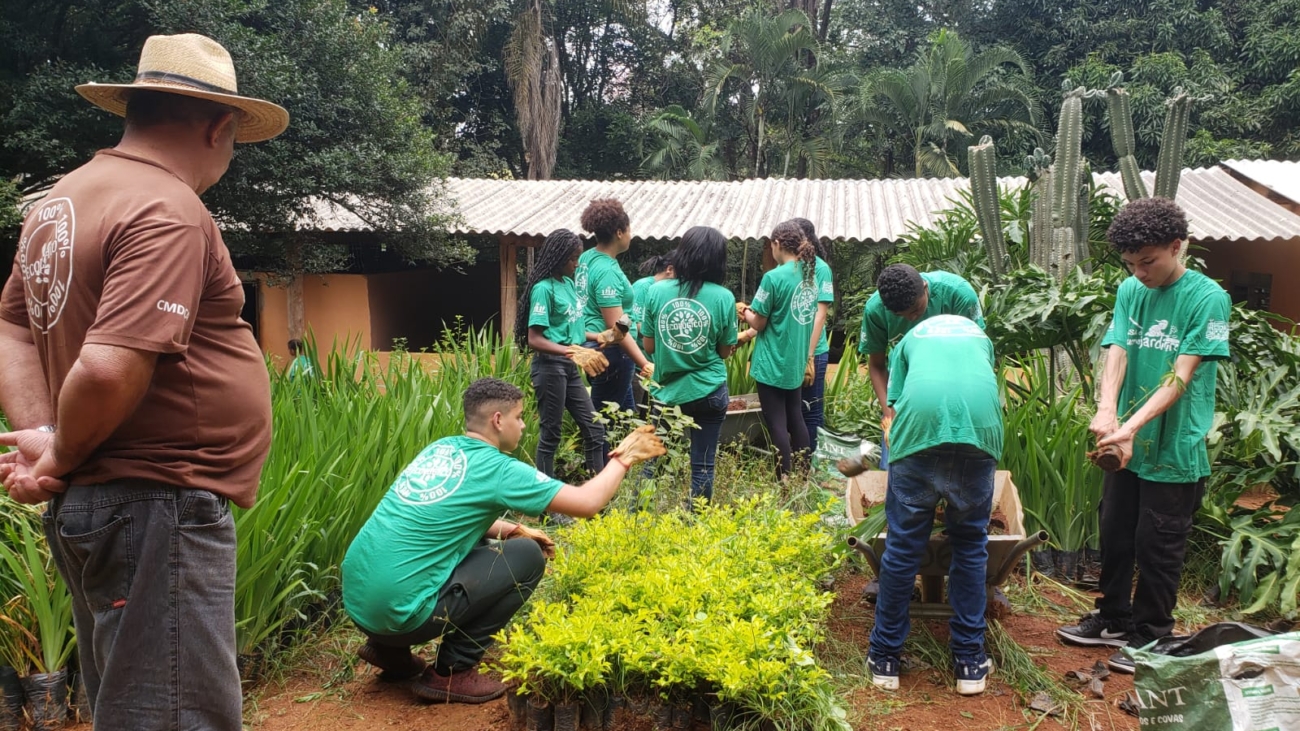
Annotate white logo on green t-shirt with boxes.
[394,444,468,505]
[791,282,817,325]
[1206,319,1228,341]
[1135,319,1181,352]
[660,298,712,354]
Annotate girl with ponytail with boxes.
[790,217,835,454]
[739,220,818,479]
[515,229,607,479]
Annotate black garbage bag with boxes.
[1146,622,1279,658]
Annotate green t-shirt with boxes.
[527,276,584,346]
[886,315,1003,462]
[642,280,738,404]
[341,435,563,635]
[813,257,834,357]
[750,261,818,390]
[1100,270,1230,483]
[859,271,984,356]
[630,275,656,342]
[287,355,313,379]
[576,248,634,335]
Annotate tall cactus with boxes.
[968,136,1006,282]
[1154,87,1192,200]
[1074,162,1093,274]
[1047,83,1103,280]
[1105,73,1149,201]
[1025,147,1053,272]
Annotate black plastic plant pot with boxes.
[670,704,692,730]
[525,695,553,731]
[1056,550,1082,583]
[1030,548,1056,577]
[506,690,527,731]
[709,702,738,731]
[20,669,68,731]
[68,671,93,724]
[552,700,580,731]
[652,701,673,731]
[0,666,23,731]
[579,689,611,730]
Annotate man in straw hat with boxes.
[0,33,287,729]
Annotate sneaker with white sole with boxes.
[1056,611,1130,648]
[867,654,900,691]
[954,657,993,696]
[1107,633,1159,675]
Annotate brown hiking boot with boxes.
[410,665,507,704]
[357,641,427,681]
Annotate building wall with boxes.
[1199,237,1300,327]
[256,274,372,365]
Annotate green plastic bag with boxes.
[1131,630,1300,730]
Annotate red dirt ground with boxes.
[243,571,1142,731]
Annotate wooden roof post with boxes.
[499,234,517,345]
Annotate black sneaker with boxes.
[1107,634,1157,675]
[954,656,994,696]
[1056,611,1130,648]
[867,654,900,691]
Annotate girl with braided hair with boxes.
[740,220,818,479]
[515,229,606,480]
[790,217,835,454]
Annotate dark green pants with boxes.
[362,538,547,672]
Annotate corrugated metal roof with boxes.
[306,166,1300,244]
[1220,159,1300,206]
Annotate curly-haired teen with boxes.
[858,263,983,467]
[514,229,606,479]
[739,220,817,479]
[1056,197,1230,675]
[641,228,737,503]
[790,217,835,453]
[576,198,651,417]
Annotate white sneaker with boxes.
[955,657,993,696]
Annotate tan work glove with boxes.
[803,356,815,387]
[609,425,667,467]
[639,362,655,380]
[595,314,631,348]
[880,415,893,448]
[566,346,609,377]
[507,523,556,558]
[735,301,749,320]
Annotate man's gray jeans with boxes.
[44,481,241,731]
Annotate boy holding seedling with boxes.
[341,377,665,704]
[867,314,1002,696]
[859,264,984,467]
[1056,197,1229,673]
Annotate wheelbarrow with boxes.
[844,470,1048,619]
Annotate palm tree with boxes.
[703,8,847,179]
[641,105,728,180]
[503,0,562,180]
[857,29,1041,178]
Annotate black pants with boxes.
[756,382,810,479]
[532,353,605,477]
[1095,469,1206,640]
[362,538,547,672]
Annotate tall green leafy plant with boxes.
[0,514,75,674]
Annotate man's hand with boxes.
[1093,426,1134,471]
[1089,409,1120,441]
[803,357,815,387]
[508,523,556,559]
[0,430,69,504]
[566,346,609,377]
[595,315,631,348]
[609,425,666,467]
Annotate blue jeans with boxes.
[585,343,636,415]
[870,444,996,663]
[801,352,829,454]
[45,482,241,730]
[676,384,729,503]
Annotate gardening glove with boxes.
[803,356,815,387]
[609,425,666,467]
[735,301,750,322]
[565,346,609,377]
[508,523,556,559]
[639,362,655,380]
[880,415,892,448]
[595,315,631,348]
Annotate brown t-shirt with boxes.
[0,149,271,508]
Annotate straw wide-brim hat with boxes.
[76,33,289,143]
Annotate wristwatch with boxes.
[37,425,55,433]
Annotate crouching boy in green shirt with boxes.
[341,378,665,703]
